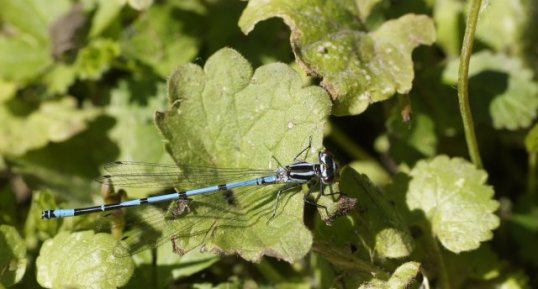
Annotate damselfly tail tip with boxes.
[42,210,54,219]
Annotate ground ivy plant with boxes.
[0,0,537,289]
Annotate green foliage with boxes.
[0,225,27,287]
[154,48,331,262]
[407,156,499,253]
[240,0,436,116]
[36,231,134,289]
[1,0,537,288]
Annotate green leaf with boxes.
[0,187,17,227]
[107,79,170,161]
[239,1,435,115]
[14,115,117,202]
[358,261,421,289]
[126,0,153,11]
[75,38,121,80]
[0,37,53,82]
[340,166,414,259]
[443,51,538,130]
[155,48,331,262]
[0,97,100,157]
[475,0,527,51]
[24,191,60,250]
[0,0,70,43]
[42,63,77,95]
[89,0,124,38]
[127,241,218,288]
[407,156,500,253]
[444,245,500,288]
[387,110,438,165]
[491,271,531,289]
[0,225,27,287]
[526,123,538,153]
[121,4,199,77]
[36,231,134,289]
[433,0,463,56]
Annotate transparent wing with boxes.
[105,182,304,258]
[96,161,274,190]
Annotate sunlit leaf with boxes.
[239,0,435,115]
[155,48,332,262]
[36,231,134,289]
[407,156,499,253]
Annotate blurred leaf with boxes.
[89,0,124,38]
[0,188,17,226]
[492,271,531,289]
[358,261,421,289]
[443,51,538,130]
[348,160,391,187]
[508,203,538,267]
[126,0,153,11]
[407,156,499,253]
[526,123,538,153]
[107,78,170,162]
[36,231,134,289]
[239,1,435,115]
[387,111,438,165]
[121,4,199,77]
[42,64,77,95]
[0,38,52,81]
[0,97,100,157]
[75,38,121,80]
[0,225,27,287]
[24,191,60,250]
[445,245,500,288]
[155,48,331,262]
[0,0,70,43]
[433,0,463,56]
[15,115,118,202]
[475,0,526,51]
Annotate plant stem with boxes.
[529,152,537,200]
[457,0,483,169]
[424,226,451,289]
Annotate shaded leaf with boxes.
[445,245,500,288]
[443,51,538,130]
[107,79,170,162]
[526,123,538,153]
[121,4,199,77]
[0,225,27,287]
[75,38,121,80]
[239,1,435,115]
[358,261,421,289]
[0,97,100,157]
[24,191,60,249]
[407,156,499,253]
[340,166,414,259]
[36,231,134,289]
[154,48,331,262]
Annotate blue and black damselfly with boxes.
[42,143,339,255]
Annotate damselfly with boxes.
[41,145,339,255]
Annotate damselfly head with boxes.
[319,150,338,184]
